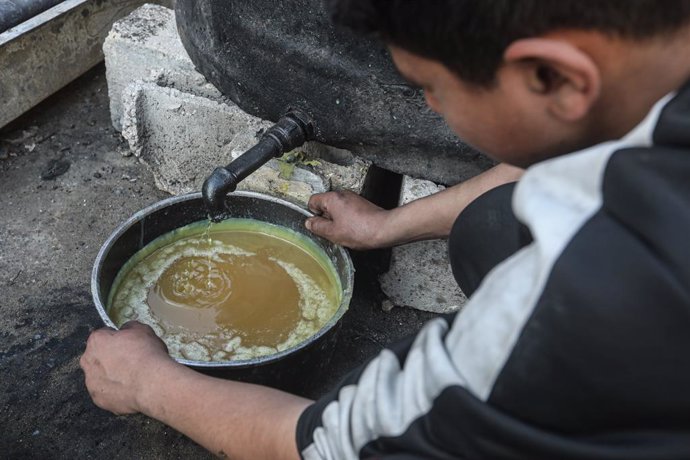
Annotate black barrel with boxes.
[174,0,490,185]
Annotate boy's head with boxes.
[328,0,690,166]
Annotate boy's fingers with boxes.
[305,216,333,238]
[308,191,349,216]
[307,193,329,214]
[120,321,144,330]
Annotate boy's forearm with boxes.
[381,163,523,245]
[138,360,312,460]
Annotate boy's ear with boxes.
[504,38,602,122]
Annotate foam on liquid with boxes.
[107,219,342,362]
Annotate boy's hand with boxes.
[80,321,174,415]
[306,191,390,250]
[81,323,308,460]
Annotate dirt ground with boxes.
[0,65,436,458]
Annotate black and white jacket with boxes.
[297,82,690,459]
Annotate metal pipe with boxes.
[0,0,63,33]
[202,110,314,219]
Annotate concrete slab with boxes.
[379,176,467,313]
[106,4,372,205]
[0,0,171,129]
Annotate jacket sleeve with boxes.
[295,316,469,460]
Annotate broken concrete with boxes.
[104,3,211,131]
[120,80,372,205]
[379,176,467,313]
[106,4,373,206]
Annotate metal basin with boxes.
[91,191,354,394]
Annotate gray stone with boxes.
[379,176,467,313]
[120,81,371,205]
[106,4,372,205]
[104,3,219,131]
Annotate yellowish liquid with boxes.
[107,219,342,362]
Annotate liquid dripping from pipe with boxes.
[201,219,214,289]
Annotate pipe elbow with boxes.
[200,110,315,220]
[202,166,237,220]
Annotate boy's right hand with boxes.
[305,165,524,251]
[305,191,391,250]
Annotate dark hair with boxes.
[327,0,690,86]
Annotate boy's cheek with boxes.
[446,119,537,165]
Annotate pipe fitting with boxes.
[202,110,315,220]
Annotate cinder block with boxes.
[104,3,222,131]
[121,80,371,205]
[379,176,467,313]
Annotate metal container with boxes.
[91,191,354,395]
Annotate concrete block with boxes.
[121,81,371,205]
[379,176,467,313]
[107,3,372,204]
[104,3,221,131]
[0,0,171,129]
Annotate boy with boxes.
[81,1,690,458]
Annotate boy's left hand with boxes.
[80,321,174,415]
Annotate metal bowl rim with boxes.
[91,191,354,369]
